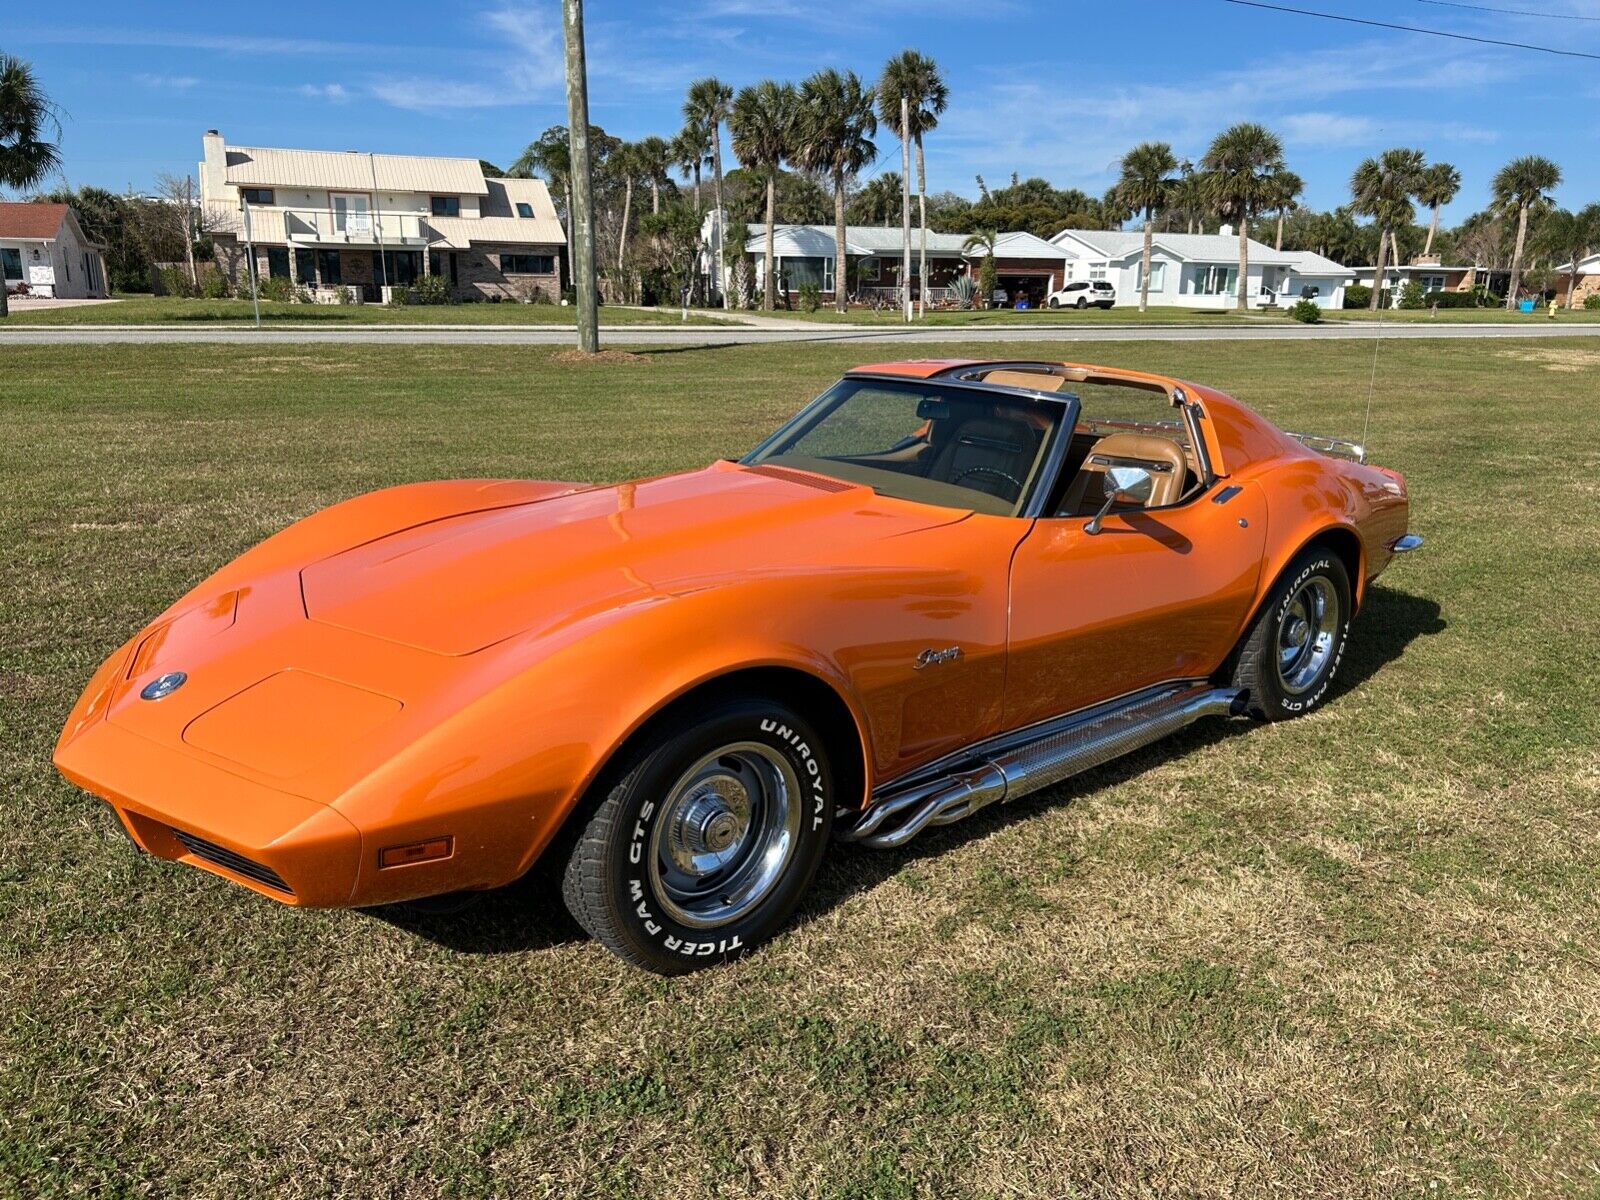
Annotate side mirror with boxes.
[1085,465,1153,534]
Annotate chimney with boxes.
[200,129,227,202]
[1218,223,1234,237]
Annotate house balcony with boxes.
[277,208,431,248]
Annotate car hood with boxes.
[299,461,964,655]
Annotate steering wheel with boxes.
[952,464,1023,498]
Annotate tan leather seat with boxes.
[1059,432,1187,516]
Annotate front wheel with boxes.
[1048,296,1060,309]
[1229,546,1352,721]
[561,697,833,974]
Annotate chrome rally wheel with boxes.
[1276,575,1340,695]
[649,743,801,929]
[561,698,833,975]
[1229,546,1352,721]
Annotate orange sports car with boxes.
[55,359,1420,974]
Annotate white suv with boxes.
[1048,279,1116,309]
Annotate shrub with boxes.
[1585,294,1600,311]
[1343,284,1371,309]
[1397,281,1426,310]
[950,276,978,311]
[797,282,821,312]
[404,274,453,306]
[1288,298,1321,324]
[259,274,299,303]
[200,270,232,300]
[1423,289,1477,309]
[157,266,196,299]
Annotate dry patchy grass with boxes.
[2,339,1598,1198]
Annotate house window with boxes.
[1420,274,1446,292]
[430,196,461,217]
[372,250,421,286]
[241,188,275,206]
[1,249,21,281]
[294,248,316,283]
[777,256,833,292]
[515,202,534,218]
[1191,265,1236,295]
[1136,262,1166,291]
[265,247,291,279]
[1088,266,1108,281]
[317,250,343,286]
[857,257,881,282]
[500,253,554,274]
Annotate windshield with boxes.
[742,378,1065,516]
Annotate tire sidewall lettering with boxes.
[620,712,830,957]
[1273,558,1347,714]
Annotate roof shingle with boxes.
[0,202,69,241]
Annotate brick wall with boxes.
[456,243,562,301]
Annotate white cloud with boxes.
[297,83,350,103]
[133,73,199,92]
[483,3,562,92]
[1280,112,1379,148]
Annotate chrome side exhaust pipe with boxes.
[840,683,1245,850]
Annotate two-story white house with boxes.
[200,130,566,303]
[1049,227,1349,310]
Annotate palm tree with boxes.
[560,2,599,352]
[793,69,877,313]
[877,51,947,318]
[850,172,903,226]
[1199,123,1285,312]
[1116,142,1178,312]
[729,80,796,311]
[0,54,63,318]
[1265,169,1304,251]
[612,141,643,276]
[671,124,710,214]
[962,228,998,305]
[684,77,733,307]
[1350,148,1425,310]
[511,131,574,288]
[1416,161,1461,256]
[1492,154,1562,310]
[1532,204,1600,309]
[634,135,672,214]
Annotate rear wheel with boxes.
[1075,296,1088,309]
[1230,546,1351,721]
[561,697,833,974]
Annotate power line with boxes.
[1218,0,1600,59]
[1413,0,1600,22]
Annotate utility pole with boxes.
[240,190,262,328]
[563,0,600,353]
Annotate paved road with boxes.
[3,321,1596,346]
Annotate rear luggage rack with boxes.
[1285,430,1365,463]
[171,829,294,895]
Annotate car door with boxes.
[1002,482,1268,731]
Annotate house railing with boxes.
[273,207,431,247]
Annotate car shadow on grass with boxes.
[369,583,1443,958]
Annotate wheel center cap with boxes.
[700,811,740,852]
[1285,616,1310,648]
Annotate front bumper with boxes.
[54,718,363,907]
[1388,533,1424,553]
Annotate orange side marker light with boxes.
[379,837,454,869]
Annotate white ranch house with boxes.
[0,202,110,299]
[1049,227,1350,310]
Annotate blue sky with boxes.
[8,0,1599,222]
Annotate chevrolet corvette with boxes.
[55,359,1421,973]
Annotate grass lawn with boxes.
[4,338,1599,1197]
[0,294,730,326]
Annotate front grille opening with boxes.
[171,829,294,895]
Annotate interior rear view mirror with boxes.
[1086,465,1154,535]
[916,397,951,421]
